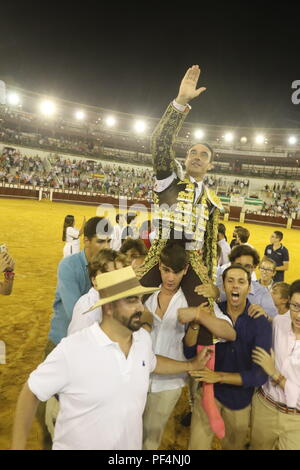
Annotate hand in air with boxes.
[176,65,206,105]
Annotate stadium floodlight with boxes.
[240,136,247,143]
[255,134,265,144]
[194,129,205,140]
[75,110,85,120]
[105,116,116,127]
[224,132,234,143]
[7,92,21,106]
[288,136,297,145]
[40,100,56,116]
[134,120,146,133]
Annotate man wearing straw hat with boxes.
[12,266,212,450]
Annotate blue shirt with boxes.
[184,301,272,410]
[49,250,91,345]
[217,274,278,318]
[264,244,289,282]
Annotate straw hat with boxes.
[83,266,159,313]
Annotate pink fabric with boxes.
[197,344,225,439]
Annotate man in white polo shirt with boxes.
[12,267,212,450]
[44,249,130,440]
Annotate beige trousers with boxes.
[142,388,182,450]
[250,391,300,450]
[45,396,60,439]
[189,385,251,450]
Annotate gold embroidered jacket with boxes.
[144,102,222,282]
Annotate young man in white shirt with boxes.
[142,242,236,450]
[11,267,212,450]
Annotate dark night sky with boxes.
[1,2,300,129]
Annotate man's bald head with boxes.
[185,143,214,180]
[187,143,214,162]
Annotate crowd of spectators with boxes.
[0,125,102,158]
[263,182,300,199]
[1,105,300,181]
[259,197,300,218]
[0,147,154,200]
[1,144,300,212]
[2,145,300,210]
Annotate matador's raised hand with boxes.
[175,65,206,106]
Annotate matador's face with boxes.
[185,144,213,179]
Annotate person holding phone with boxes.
[0,244,15,295]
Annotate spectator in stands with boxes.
[216,245,278,319]
[264,231,289,282]
[258,256,277,291]
[110,214,127,251]
[271,282,290,316]
[0,245,15,295]
[0,145,155,200]
[251,280,300,450]
[62,215,86,258]
[187,265,272,450]
[217,223,231,266]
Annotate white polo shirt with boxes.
[145,288,188,393]
[28,323,156,450]
[67,287,101,336]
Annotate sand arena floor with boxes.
[0,198,299,450]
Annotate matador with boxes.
[140,65,223,347]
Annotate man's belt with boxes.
[258,387,300,415]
